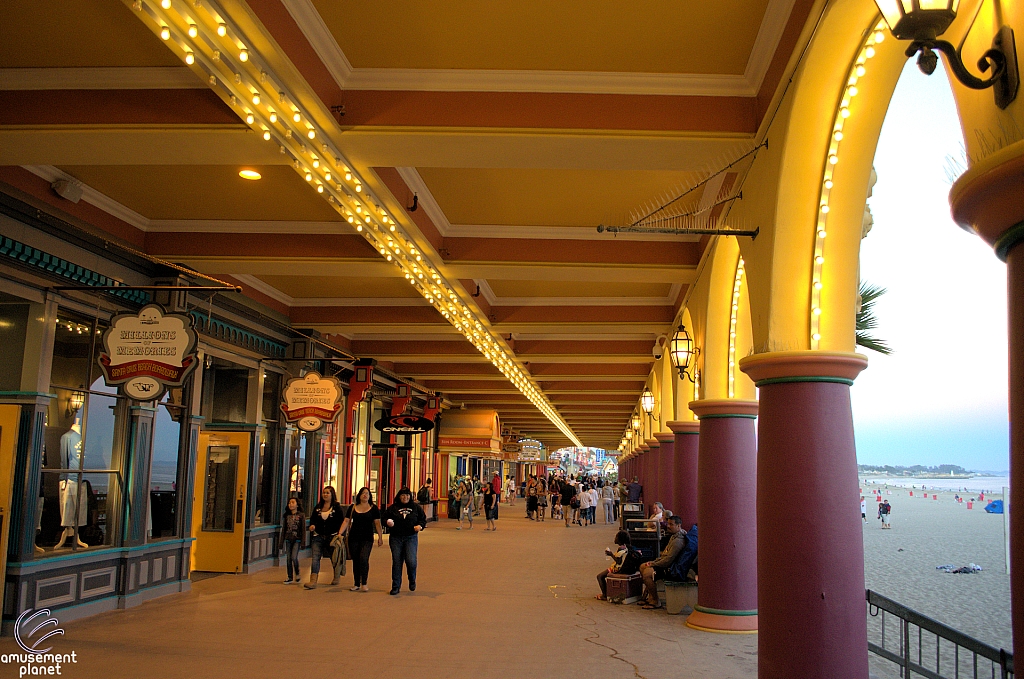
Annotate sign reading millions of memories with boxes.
[98,304,199,400]
[280,371,343,432]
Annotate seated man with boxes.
[638,516,693,609]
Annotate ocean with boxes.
[861,475,1010,494]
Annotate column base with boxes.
[685,606,758,634]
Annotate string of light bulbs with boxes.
[128,0,583,447]
[728,256,744,398]
[810,21,886,350]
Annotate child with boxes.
[596,530,640,600]
[279,498,305,584]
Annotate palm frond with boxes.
[856,281,893,355]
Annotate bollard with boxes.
[933,494,938,500]
[909,491,913,496]
[967,501,973,510]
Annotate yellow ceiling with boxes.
[416,167,703,227]
[313,0,769,73]
[487,280,672,299]
[56,166,344,222]
[0,0,181,68]
[257,276,422,299]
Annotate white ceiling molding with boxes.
[472,278,680,307]
[0,67,205,90]
[395,167,450,236]
[147,220,349,233]
[446,224,701,242]
[21,165,153,231]
[279,0,354,90]
[233,274,294,305]
[282,0,794,96]
[473,278,498,306]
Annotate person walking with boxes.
[339,487,383,592]
[456,480,473,530]
[526,477,539,520]
[279,497,305,584]
[627,477,643,504]
[600,483,615,524]
[536,476,547,522]
[860,496,867,524]
[505,475,516,505]
[491,471,502,497]
[305,486,344,589]
[587,485,600,525]
[880,500,892,528]
[578,484,592,526]
[561,480,577,527]
[483,482,498,531]
[472,475,482,516]
[384,487,427,595]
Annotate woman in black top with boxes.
[339,487,383,592]
[304,486,344,589]
[279,498,305,584]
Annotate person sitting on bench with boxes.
[638,516,690,610]
[596,530,641,601]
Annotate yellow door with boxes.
[0,405,21,605]
[190,431,250,573]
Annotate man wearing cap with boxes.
[384,487,428,595]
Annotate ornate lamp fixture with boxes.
[640,387,655,415]
[669,324,701,383]
[874,0,1018,108]
[631,413,641,431]
[67,390,85,417]
[625,429,634,441]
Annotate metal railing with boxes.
[867,589,1014,679]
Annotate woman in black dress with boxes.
[339,486,383,592]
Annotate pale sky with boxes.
[852,58,1010,472]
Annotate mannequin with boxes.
[54,416,87,549]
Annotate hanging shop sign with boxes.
[438,436,492,449]
[280,371,343,432]
[374,414,435,434]
[98,304,198,400]
[501,443,522,453]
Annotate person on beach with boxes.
[305,486,344,589]
[483,482,498,531]
[860,496,867,524]
[339,487,383,592]
[279,498,305,584]
[596,530,640,601]
[880,500,892,528]
[384,488,427,595]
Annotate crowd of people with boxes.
[277,471,697,610]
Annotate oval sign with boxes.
[374,414,435,434]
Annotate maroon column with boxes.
[655,432,676,515]
[668,420,700,530]
[951,158,1024,660]
[638,443,651,502]
[645,438,660,511]
[740,353,868,679]
[686,399,758,634]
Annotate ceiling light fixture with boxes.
[238,169,261,180]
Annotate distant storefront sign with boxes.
[501,443,522,453]
[374,414,435,434]
[438,436,492,449]
[280,371,343,432]
[98,304,198,400]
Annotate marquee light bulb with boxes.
[252,92,261,105]
[293,112,301,123]
[188,24,198,38]
[184,51,195,65]
[316,184,324,193]
[833,130,843,141]
[269,112,277,123]
[344,172,352,181]
[160,26,171,40]
[355,184,362,193]
[324,172,331,181]
[217,23,227,36]
[356,225,363,232]
[245,113,254,124]
[824,179,833,189]
[239,49,249,62]
[262,130,271,141]
[307,129,316,139]
[312,159,320,168]
[161,0,171,8]
[304,172,312,181]
[840,107,850,118]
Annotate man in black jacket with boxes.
[384,487,428,595]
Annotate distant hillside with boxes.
[858,464,970,476]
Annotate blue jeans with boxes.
[284,538,300,579]
[309,534,329,574]
[389,534,418,591]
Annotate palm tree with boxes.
[856,281,893,355]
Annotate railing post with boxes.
[904,618,912,678]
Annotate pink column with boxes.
[638,443,651,504]
[668,421,699,530]
[686,399,759,634]
[655,433,676,515]
[740,353,868,679]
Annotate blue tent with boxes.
[984,499,1004,514]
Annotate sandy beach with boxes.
[859,478,1011,677]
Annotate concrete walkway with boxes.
[0,511,757,678]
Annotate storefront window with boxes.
[409,434,422,492]
[255,370,282,524]
[351,400,370,500]
[41,310,121,552]
[288,429,308,508]
[201,357,249,424]
[149,389,184,540]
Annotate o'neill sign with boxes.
[98,304,198,400]
[281,372,343,432]
[374,414,435,434]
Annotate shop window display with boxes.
[149,389,185,539]
[254,371,282,524]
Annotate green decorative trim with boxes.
[994,220,1024,262]
[698,413,757,420]
[189,311,286,359]
[755,376,854,387]
[0,391,56,399]
[694,604,758,616]
[0,235,151,305]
